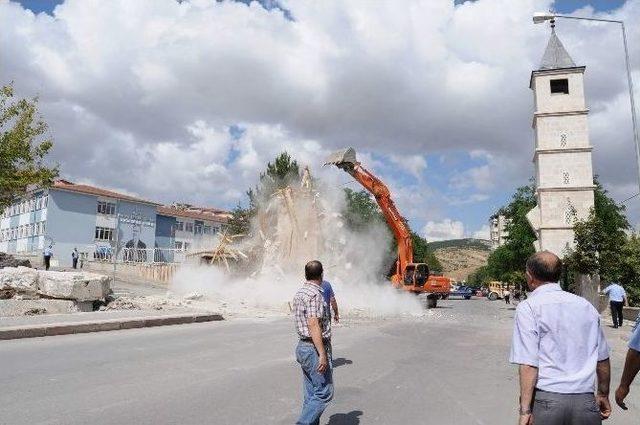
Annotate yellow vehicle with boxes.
[486,281,511,301]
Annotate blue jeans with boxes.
[296,341,333,425]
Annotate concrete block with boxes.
[0,299,87,317]
[37,271,111,302]
[623,307,640,322]
[0,267,39,295]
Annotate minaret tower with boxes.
[526,21,595,257]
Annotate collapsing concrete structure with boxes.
[526,25,595,257]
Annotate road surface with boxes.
[1,298,638,424]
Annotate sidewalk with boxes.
[0,309,223,341]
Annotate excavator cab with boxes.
[402,263,429,287]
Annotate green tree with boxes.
[564,178,630,291]
[229,152,301,236]
[484,181,537,281]
[468,265,491,287]
[252,151,301,203]
[227,203,253,236]
[619,235,640,306]
[411,231,442,271]
[342,188,384,230]
[0,84,58,210]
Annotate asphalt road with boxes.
[1,298,638,425]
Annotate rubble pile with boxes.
[0,252,31,269]
[0,266,111,317]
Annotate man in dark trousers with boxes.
[72,248,79,269]
[293,260,333,425]
[603,282,626,328]
[42,245,53,270]
[510,251,611,425]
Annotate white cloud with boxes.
[471,224,491,240]
[422,219,465,242]
[1,0,639,231]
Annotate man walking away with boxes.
[504,288,511,304]
[293,261,333,425]
[43,245,53,271]
[321,280,340,323]
[603,282,626,328]
[510,251,611,425]
[72,248,79,269]
[615,314,640,410]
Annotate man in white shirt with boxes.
[510,251,611,425]
[615,316,640,410]
[602,282,626,328]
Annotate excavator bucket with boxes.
[324,147,357,166]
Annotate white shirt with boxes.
[630,315,640,352]
[510,283,610,394]
[603,283,626,302]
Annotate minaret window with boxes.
[560,134,567,147]
[550,78,569,94]
[562,172,570,185]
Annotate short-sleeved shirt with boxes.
[293,281,331,340]
[43,247,53,257]
[603,283,626,302]
[321,280,334,306]
[510,283,610,394]
[630,314,640,352]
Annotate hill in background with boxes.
[428,239,491,282]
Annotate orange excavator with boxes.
[325,147,451,308]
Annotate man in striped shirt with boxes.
[293,260,333,425]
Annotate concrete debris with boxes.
[0,267,39,295]
[0,252,31,269]
[37,271,111,302]
[183,292,203,301]
[0,299,93,317]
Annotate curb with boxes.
[0,313,224,341]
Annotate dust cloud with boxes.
[169,167,423,318]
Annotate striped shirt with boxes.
[293,281,331,340]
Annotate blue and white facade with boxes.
[0,182,229,267]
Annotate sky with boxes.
[2,0,640,241]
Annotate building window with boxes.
[185,222,194,233]
[95,226,114,241]
[174,241,183,250]
[562,172,570,185]
[97,201,116,215]
[203,225,211,235]
[175,221,184,231]
[183,242,189,251]
[560,134,567,147]
[550,78,569,94]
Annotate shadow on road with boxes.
[327,410,363,424]
[333,358,353,368]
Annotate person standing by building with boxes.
[615,315,640,411]
[602,282,626,328]
[293,260,333,425]
[504,287,511,304]
[42,245,53,271]
[72,248,79,269]
[510,251,611,425]
[321,280,340,324]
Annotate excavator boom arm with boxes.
[326,149,414,278]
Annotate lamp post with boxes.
[533,12,639,197]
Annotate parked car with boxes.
[447,285,475,300]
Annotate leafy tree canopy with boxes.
[0,84,58,210]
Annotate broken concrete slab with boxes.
[0,299,93,317]
[0,252,32,269]
[37,271,111,302]
[0,266,39,295]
